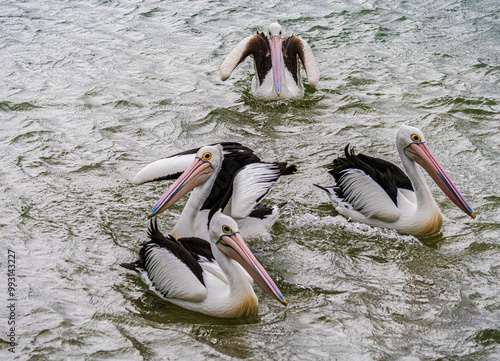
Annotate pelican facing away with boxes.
[133,143,296,239]
[121,212,287,318]
[315,125,475,236]
[220,22,320,100]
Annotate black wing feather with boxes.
[247,204,275,220]
[120,219,206,290]
[200,147,262,211]
[233,32,272,85]
[177,237,215,263]
[207,161,295,224]
[282,35,303,84]
[247,32,273,85]
[329,145,412,207]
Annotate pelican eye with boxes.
[202,152,212,161]
[222,225,232,234]
[411,134,421,142]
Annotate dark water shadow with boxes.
[415,232,447,249]
[233,74,326,113]
[113,277,292,358]
[116,276,262,326]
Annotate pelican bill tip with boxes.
[470,212,476,219]
[148,207,161,219]
[275,294,287,307]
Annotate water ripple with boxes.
[2,0,499,359]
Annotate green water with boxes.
[1,0,499,359]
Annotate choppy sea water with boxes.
[1,0,499,359]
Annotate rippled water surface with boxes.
[1,0,500,359]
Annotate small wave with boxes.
[286,212,419,243]
[0,101,40,112]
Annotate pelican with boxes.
[315,125,475,236]
[220,22,320,100]
[133,143,295,239]
[120,212,287,318]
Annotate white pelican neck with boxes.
[398,143,439,211]
[209,243,258,316]
[171,151,223,238]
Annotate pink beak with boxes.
[218,232,287,306]
[148,158,213,219]
[269,36,283,97]
[407,142,475,219]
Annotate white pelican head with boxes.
[148,145,223,218]
[397,124,475,219]
[268,22,283,39]
[209,210,288,307]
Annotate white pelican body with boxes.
[315,125,475,236]
[133,143,295,239]
[220,22,319,100]
[121,213,287,318]
[249,59,303,99]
